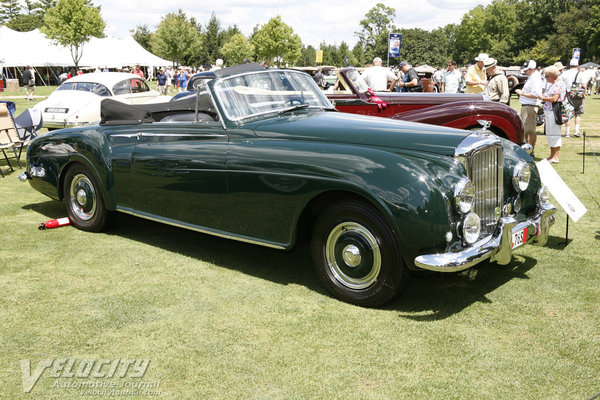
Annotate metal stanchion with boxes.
[582,131,586,174]
[562,215,569,246]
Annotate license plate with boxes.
[45,107,68,113]
[511,227,527,249]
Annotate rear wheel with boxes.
[311,199,409,307]
[63,164,113,232]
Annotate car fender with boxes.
[27,127,117,208]
[392,100,523,143]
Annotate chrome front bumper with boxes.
[414,203,556,272]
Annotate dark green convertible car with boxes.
[21,64,556,307]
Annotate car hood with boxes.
[252,111,469,156]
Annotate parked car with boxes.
[35,72,169,130]
[175,66,524,144]
[329,68,525,143]
[21,64,556,307]
[503,66,528,94]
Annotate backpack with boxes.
[568,71,585,99]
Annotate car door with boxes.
[128,119,229,231]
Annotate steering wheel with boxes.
[288,97,305,106]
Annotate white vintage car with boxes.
[36,72,169,129]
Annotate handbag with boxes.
[552,98,574,125]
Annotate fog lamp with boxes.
[538,186,550,204]
[462,212,481,244]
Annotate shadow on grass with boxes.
[108,213,325,295]
[22,199,67,219]
[23,200,541,316]
[392,255,538,321]
[545,234,572,249]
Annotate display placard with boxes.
[536,159,587,222]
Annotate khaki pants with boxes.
[520,105,539,143]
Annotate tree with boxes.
[355,3,397,61]
[151,10,202,66]
[41,0,105,68]
[0,0,21,23]
[131,25,153,52]
[220,33,254,65]
[202,13,224,64]
[6,13,43,31]
[352,42,366,66]
[251,16,302,67]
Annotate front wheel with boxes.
[311,199,409,307]
[63,164,113,232]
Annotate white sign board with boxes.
[536,159,587,222]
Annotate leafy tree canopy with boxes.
[151,10,202,66]
[220,33,254,65]
[251,16,302,67]
[41,0,105,68]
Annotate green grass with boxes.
[0,92,599,399]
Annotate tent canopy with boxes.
[0,26,171,68]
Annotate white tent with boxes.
[0,26,170,68]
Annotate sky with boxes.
[99,0,493,48]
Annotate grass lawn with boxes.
[0,89,599,399]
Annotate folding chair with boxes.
[0,103,25,177]
[14,107,43,142]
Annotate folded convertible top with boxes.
[100,96,197,126]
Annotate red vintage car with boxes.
[178,65,525,144]
[328,68,524,144]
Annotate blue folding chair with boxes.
[14,107,43,141]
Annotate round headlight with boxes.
[462,212,481,244]
[538,185,550,204]
[455,178,475,214]
[512,162,531,192]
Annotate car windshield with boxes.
[56,82,111,96]
[345,69,370,95]
[214,70,333,121]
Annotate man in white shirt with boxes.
[361,57,397,92]
[515,60,542,150]
[442,60,462,93]
[562,59,586,137]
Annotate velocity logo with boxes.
[20,358,150,393]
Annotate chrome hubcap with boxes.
[76,189,87,206]
[342,244,362,267]
[325,222,381,290]
[69,174,96,221]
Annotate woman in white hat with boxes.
[539,66,566,164]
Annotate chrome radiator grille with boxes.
[469,146,503,233]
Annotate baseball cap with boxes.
[569,58,579,66]
[520,60,536,72]
[399,60,408,67]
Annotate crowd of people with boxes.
[356,53,596,165]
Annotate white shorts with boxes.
[544,109,562,148]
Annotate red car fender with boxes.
[391,100,522,143]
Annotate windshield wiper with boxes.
[278,104,309,115]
